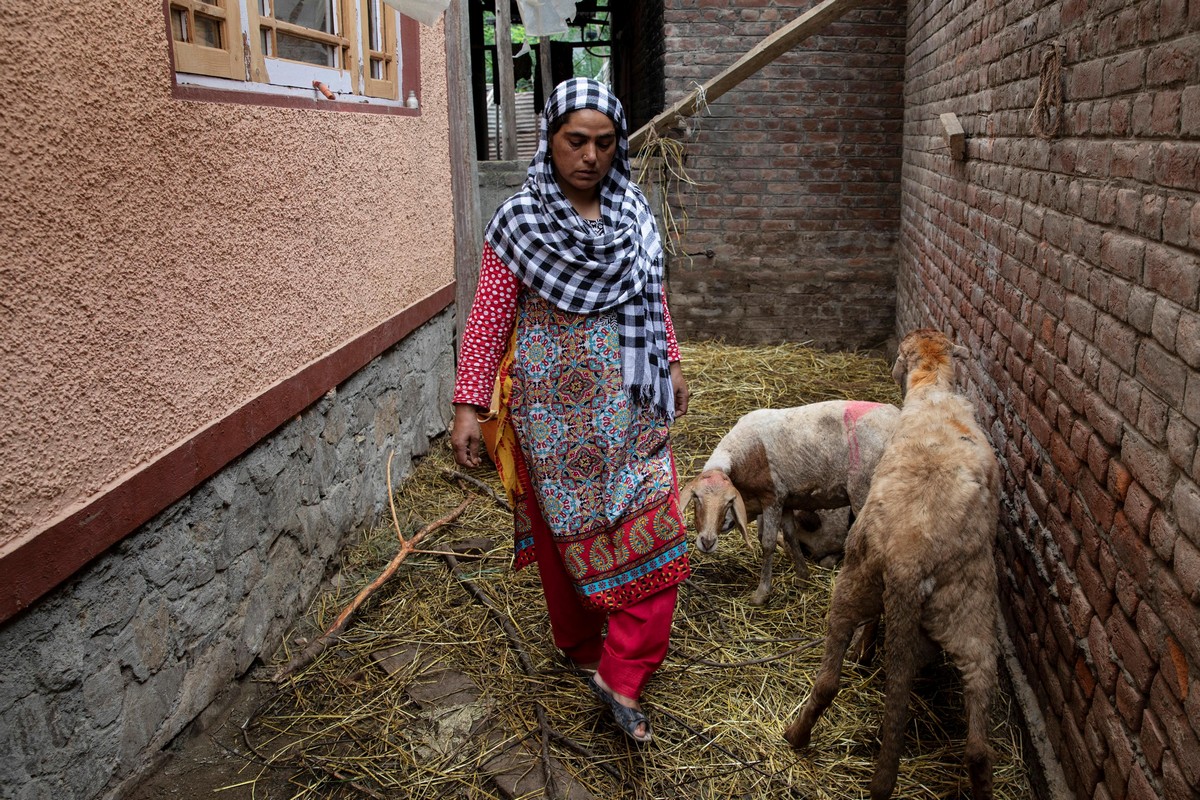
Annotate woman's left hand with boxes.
[670,361,689,417]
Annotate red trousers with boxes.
[527,499,679,700]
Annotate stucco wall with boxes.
[898,1,1199,798]
[0,2,454,548]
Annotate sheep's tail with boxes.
[870,572,923,800]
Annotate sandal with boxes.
[588,675,652,744]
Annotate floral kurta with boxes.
[455,245,690,610]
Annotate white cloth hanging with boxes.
[381,0,451,27]
[514,0,579,37]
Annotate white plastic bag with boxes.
[513,0,578,37]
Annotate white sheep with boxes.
[679,400,900,605]
[784,329,1002,800]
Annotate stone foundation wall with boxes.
[0,312,454,800]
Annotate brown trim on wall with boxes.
[0,284,455,625]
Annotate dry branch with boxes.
[273,455,473,682]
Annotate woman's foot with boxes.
[589,673,650,743]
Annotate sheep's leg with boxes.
[868,581,922,800]
[928,590,998,800]
[749,507,783,605]
[780,510,811,584]
[784,562,879,748]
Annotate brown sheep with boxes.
[783,329,1002,800]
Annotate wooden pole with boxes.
[538,36,554,102]
[495,0,518,160]
[446,0,483,352]
[628,0,868,153]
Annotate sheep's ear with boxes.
[732,491,752,548]
[952,344,970,360]
[678,478,697,515]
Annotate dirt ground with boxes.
[124,673,305,800]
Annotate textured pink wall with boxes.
[0,2,454,547]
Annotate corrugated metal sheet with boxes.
[485,91,539,161]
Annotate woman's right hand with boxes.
[451,404,485,468]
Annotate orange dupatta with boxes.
[478,324,522,505]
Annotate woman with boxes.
[451,78,690,744]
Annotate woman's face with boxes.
[549,109,617,198]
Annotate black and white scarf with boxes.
[484,78,674,419]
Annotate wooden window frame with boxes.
[169,0,246,80]
[165,0,418,108]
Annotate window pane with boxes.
[367,0,382,51]
[171,8,189,42]
[195,14,223,49]
[370,57,384,80]
[277,31,335,66]
[272,0,333,34]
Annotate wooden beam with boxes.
[628,0,868,153]
[494,0,518,160]
[446,0,482,351]
[538,36,554,103]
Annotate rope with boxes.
[1029,41,1064,140]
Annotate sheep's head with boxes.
[678,469,750,553]
[892,328,966,396]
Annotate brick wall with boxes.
[898,1,1200,799]
[658,1,906,349]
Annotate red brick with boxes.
[1089,616,1119,693]
[1148,42,1197,86]
[1079,550,1116,623]
[1150,508,1178,561]
[1067,573,1094,632]
[1162,752,1196,800]
[1105,51,1147,95]
[1137,390,1170,443]
[1125,482,1155,536]
[1064,710,1101,791]
[1115,672,1146,733]
[1122,428,1175,500]
[1088,396,1126,448]
[1114,567,1141,617]
[1148,567,1200,666]
[1151,672,1200,787]
[1112,509,1154,587]
[1173,528,1200,603]
[1099,231,1146,280]
[1108,609,1155,693]
[1173,477,1200,546]
[1155,142,1200,191]
[1108,459,1133,502]
[1125,764,1158,800]
[1140,706,1167,771]
[1177,310,1200,369]
[1145,243,1200,309]
[1080,468,1117,530]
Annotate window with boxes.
[168,0,407,103]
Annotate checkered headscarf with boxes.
[485,78,674,419]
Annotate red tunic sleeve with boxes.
[663,286,681,363]
[453,244,519,408]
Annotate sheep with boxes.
[783,329,1002,800]
[679,400,900,605]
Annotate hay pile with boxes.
[245,341,1032,799]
